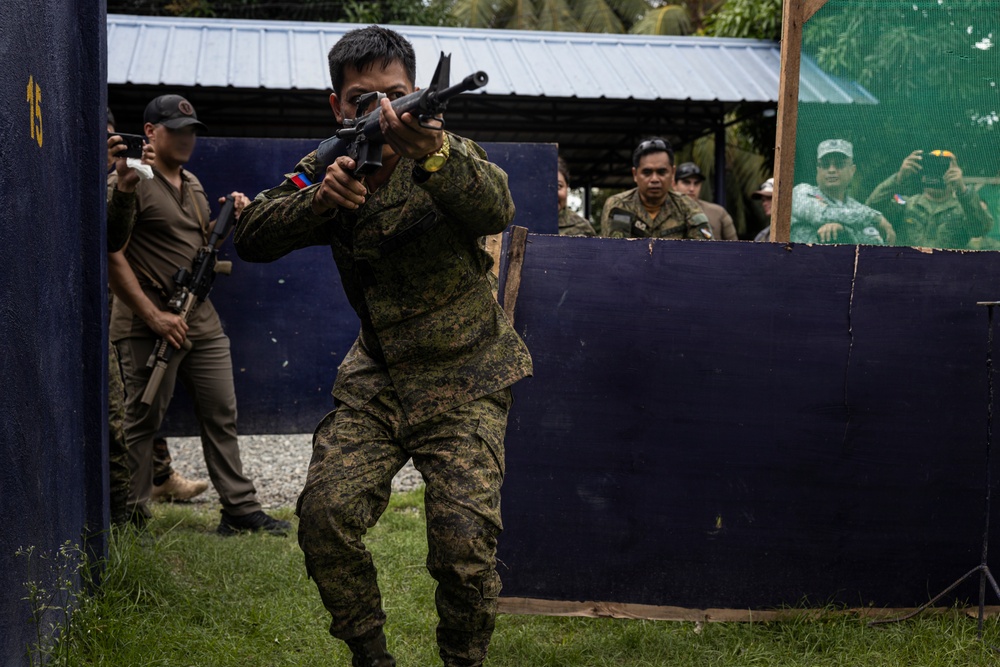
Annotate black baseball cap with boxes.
[143,94,208,131]
[674,162,705,182]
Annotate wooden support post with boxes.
[771,0,829,242]
[502,226,529,325]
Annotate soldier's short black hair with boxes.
[107,107,116,130]
[328,25,417,96]
[632,137,674,168]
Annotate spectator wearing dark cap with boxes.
[108,94,290,536]
[752,178,774,242]
[673,162,738,240]
[865,149,992,249]
[790,139,895,245]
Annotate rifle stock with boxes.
[140,195,237,405]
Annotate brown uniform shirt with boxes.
[697,199,738,240]
[108,168,223,342]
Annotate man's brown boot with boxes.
[151,471,209,502]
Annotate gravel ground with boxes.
[164,434,424,510]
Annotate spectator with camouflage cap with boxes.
[790,139,896,245]
[673,161,738,240]
[865,149,993,249]
[600,137,713,240]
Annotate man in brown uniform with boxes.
[601,138,712,239]
[235,26,532,667]
[673,161,738,240]
[108,94,289,536]
[107,109,208,526]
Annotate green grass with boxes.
[43,489,1000,666]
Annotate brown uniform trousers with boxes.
[116,334,261,515]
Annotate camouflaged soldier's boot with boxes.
[346,628,396,667]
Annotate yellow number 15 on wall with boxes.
[27,75,42,148]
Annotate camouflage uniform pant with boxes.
[297,386,512,667]
[152,436,174,485]
[108,341,130,525]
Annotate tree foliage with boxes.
[108,0,457,26]
[702,0,780,40]
[798,0,999,185]
[803,0,997,106]
[438,0,741,35]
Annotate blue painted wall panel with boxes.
[497,237,1000,610]
[0,1,106,664]
[160,138,557,435]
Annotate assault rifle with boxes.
[316,52,488,175]
[140,195,237,405]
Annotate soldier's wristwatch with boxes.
[419,134,450,173]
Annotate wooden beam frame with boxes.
[499,597,1000,623]
[771,0,830,241]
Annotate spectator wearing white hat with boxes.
[752,177,774,242]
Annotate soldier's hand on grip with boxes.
[313,155,367,214]
[378,95,443,161]
[223,192,252,219]
[148,310,189,349]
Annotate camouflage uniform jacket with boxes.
[107,188,137,253]
[600,188,711,239]
[234,133,533,426]
[867,175,993,249]
[558,208,596,237]
[790,183,885,245]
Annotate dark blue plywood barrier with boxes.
[0,1,106,664]
[160,138,557,435]
[497,237,1000,612]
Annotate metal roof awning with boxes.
[107,14,876,188]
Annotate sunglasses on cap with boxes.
[818,154,852,169]
[637,139,670,153]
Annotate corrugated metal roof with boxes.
[107,14,876,105]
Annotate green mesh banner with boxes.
[794,0,999,250]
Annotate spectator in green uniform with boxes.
[106,108,154,525]
[557,156,596,236]
[866,149,993,249]
[790,139,896,245]
[234,26,532,667]
[600,137,712,239]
